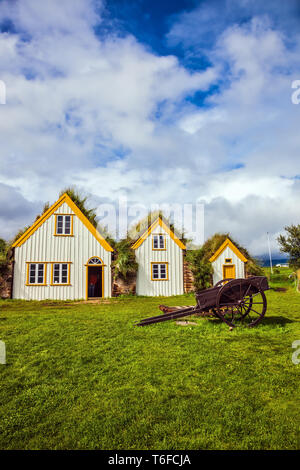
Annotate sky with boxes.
[0,0,300,255]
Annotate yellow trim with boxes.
[50,262,71,286]
[209,238,247,263]
[132,217,186,250]
[222,264,236,280]
[54,213,74,236]
[86,263,104,300]
[12,193,113,252]
[152,233,166,251]
[25,261,53,264]
[84,264,106,267]
[151,262,169,281]
[25,262,47,286]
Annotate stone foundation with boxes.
[0,261,13,299]
[112,273,136,296]
[183,260,194,293]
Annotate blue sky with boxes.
[0,0,300,254]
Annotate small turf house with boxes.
[12,193,114,300]
[209,238,247,285]
[132,217,186,296]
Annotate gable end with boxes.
[12,193,113,252]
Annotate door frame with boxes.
[85,257,105,299]
[222,264,235,280]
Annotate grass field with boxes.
[0,270,299,450]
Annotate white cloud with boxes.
[0,0,299,256]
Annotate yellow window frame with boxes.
[151,262,169,281]
[54,213,74,237]
[152,234,166,251]
[26,262,47,286]
[50,262,72,286]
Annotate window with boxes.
[27,263,46,285]
[87,257,102,265]
[151,263,168,280]
[225,258,232,263]
[51,263,70,285]
[55,215,73,236]
[152,234,165,250]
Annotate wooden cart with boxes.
[136,276,270,329]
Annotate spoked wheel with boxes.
[214,278,234,288]
[216,278,267,328]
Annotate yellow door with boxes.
[223,265,235,280]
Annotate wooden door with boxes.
[223,264,235,280]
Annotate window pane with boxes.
[29,264,36,284]
[89,258,101,264]
[64,216,71,234]
[30,264,35,274]
[152,264,159,279]
[53,264,60,283]
[61,264,68,283]
[153,236,158,248]
[37,264,44,283]
[160,264,166,279]
[159,235,164,248]
[57,216,63,234]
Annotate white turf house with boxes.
[209,238,247,285]
[10,194,249,300]
[12,193,114,300]
[132,217,186,296]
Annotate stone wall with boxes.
[183,260,195,293]
[0,261,13,299]
[112,263,194,296]
[112,272,136,296]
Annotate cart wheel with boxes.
[214,278,234,288]
[216,278,267,328]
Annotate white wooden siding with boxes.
[211,245,245,285]
[135,224,184,296]
[13,202,112,300]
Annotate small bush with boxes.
[186,248,213,291]
[270,273,292,283]
[113,239,138,280]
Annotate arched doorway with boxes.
[86,257,104,299]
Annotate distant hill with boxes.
[255,254,289,267]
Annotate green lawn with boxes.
[0,272,299,450]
